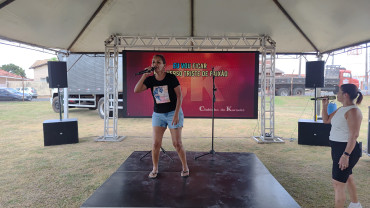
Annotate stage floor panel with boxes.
[81,151,300,208]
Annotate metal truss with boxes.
[97,37,125,142]
[253,39,284,144]
[105,35,275,51]
[102,35,279,143]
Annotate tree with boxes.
[49,57,58,61]
[1,63,26,78]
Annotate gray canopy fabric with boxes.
[0,0,369,54]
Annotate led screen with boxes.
[123,51,259,118]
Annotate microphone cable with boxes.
[252,97,312,141]
[288,97,312,141]
[252,109,260,137]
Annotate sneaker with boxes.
[348,202,362,208]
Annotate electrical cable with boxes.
[288,97,312,141]
[252,109,260,136]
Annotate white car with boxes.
[16,87,38,98]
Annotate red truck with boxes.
[272,65,359,96]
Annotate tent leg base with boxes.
[252,136,285,144]
[96,136,126,142]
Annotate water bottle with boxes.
[327,102,337,115]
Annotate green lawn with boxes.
[0,97,369,208]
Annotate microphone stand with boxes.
[195,67,220,160]
[140,147,174,161]
[138,70,173,162]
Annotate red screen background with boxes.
[123,51,258,118]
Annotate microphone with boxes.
[135,67,155,75]
[310,96,336,100]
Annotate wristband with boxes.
[343,152,350,157]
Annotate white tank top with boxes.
[329,105,359,142]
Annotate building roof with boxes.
[0,69,23,78]
[30,59,48,69]
[0,69,31,80]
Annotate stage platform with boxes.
[81,151,300,208]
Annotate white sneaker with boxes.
[348,202,362,208]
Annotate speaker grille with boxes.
[48,61,68,88]
[305,61,325,88]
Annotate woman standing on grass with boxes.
[134,54,189,179]
[322,84,363,208]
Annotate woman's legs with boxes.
[151,126,167,175]
[169,127,189,174]
[332,179,346,208]
[330,141,361,207]
[347,174,359,203]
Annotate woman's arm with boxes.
[172,85,183,125]
[338,108,362,170]
[134,73,149,93]
[322,99,330,123]
[322,99,336,123]
[344,108,362,154]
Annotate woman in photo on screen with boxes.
[134,54,189,179]
[322,84,363,208]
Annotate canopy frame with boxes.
[100,34,282,143]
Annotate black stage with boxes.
[81,151,300,208]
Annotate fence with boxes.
[7,81,52,97]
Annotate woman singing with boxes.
[134,54,189,179]
[322,84,363,208]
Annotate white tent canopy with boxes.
[1,0,370,54]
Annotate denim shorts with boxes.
[152,109,184,129]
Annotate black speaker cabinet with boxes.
[305,61,325,88]
[298,119,331,146]
[43,118,78,146]
[48,61,68,88]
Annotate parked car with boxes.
[16,87,38,98]
[8,88,32,101]
[0,88,32,101]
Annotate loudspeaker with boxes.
[43,118,78,146]
[48,61,68,88]
[305,61,325,88]
[298,119,331,146]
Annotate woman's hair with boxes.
[340,84,363,105]
[153,54,166,64]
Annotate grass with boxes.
[0,97,369,208]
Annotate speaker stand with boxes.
[314,86,317,121]
[58,87,62,121]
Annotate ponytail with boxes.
[341,84,362,105]
[356,91,363,105]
